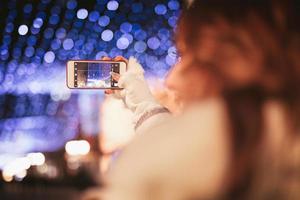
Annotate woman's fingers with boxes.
[102,56,128,67]
[104,89,114,94]
[114,56,128,64]
[102,56,111,61]
[101,56,125,89]
[110,72,120,81]
[102,56,127,64]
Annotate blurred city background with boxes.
[0,0,180,199]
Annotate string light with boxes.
[0,0,180,158]
[18,25,29,35]
[77,8,88,19]
[101,29,114,41]
[155,4,167,15]
[44,51,55,63]
[107,0,119,11]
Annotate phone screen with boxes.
[74,62,120,88]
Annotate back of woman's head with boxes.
[177,0,300,96]
[176,0,300,199]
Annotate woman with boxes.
[95,0,300,199]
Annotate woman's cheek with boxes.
[166,63,214,105]
[165,65,183,91]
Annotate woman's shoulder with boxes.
[179,98,230,134]
[105,98,231,199]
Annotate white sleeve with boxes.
[132,101,172,134]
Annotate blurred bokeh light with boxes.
[0,0,180,174]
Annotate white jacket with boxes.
[100,99,230,200]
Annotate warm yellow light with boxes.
[15,169,27,181]
[2,172,13,182]
[27,152,45,166]
[65,140,90,156]
[2,157,30,181]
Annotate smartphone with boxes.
[66,60,127,89]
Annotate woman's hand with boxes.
[103,56,158,112]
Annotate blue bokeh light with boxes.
[33,18,44,29]
[155,4,167,15]
[168,46,177,56]
[27,35,37,46]
[44,51,55,63]
[36,48,45,58]
[5,23,14,33]
[0,48,9,61]
[18,25,29,35]
[134,29,147,40]
[7,11,17,22]
[74,37,85,49]
[107,0,119,11]
[145,55,158,68]
[122,33,133,44]
[67,0,77,10]
[147,37,160,50]
[63,38,75,50]
[165,54,177,66]
[2,35,12,45]
[89,11,100,22]
[116,37,130,50]
[23,4,33,14]
[49,14,60,25]
[77,8,88,19]
[134,41,147,53]
[152,60,167,73]
[37,12,47,20]
[120,22,132,33]
[160,39,172,50]
[44,28,55,39]
[114,30,123,40]
[158,28,170,41]
[109,47,122,58]
[55,28,67,39]
[98,15,110,27]
[95,51,108,59]
[81,42,94,55]
[131,23,141,33]
[101,29,114,41]
[51,39,62,50]
[12,48,22,59]
[168,0,180,10]
[0,0,181,156]
[65,10,76,20]
[168,16,178,27]
[97,41,108,50]
[31,27,40,35]
[25,46,35,57]
[73,20,84,28]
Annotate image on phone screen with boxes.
[74,62,120,88]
